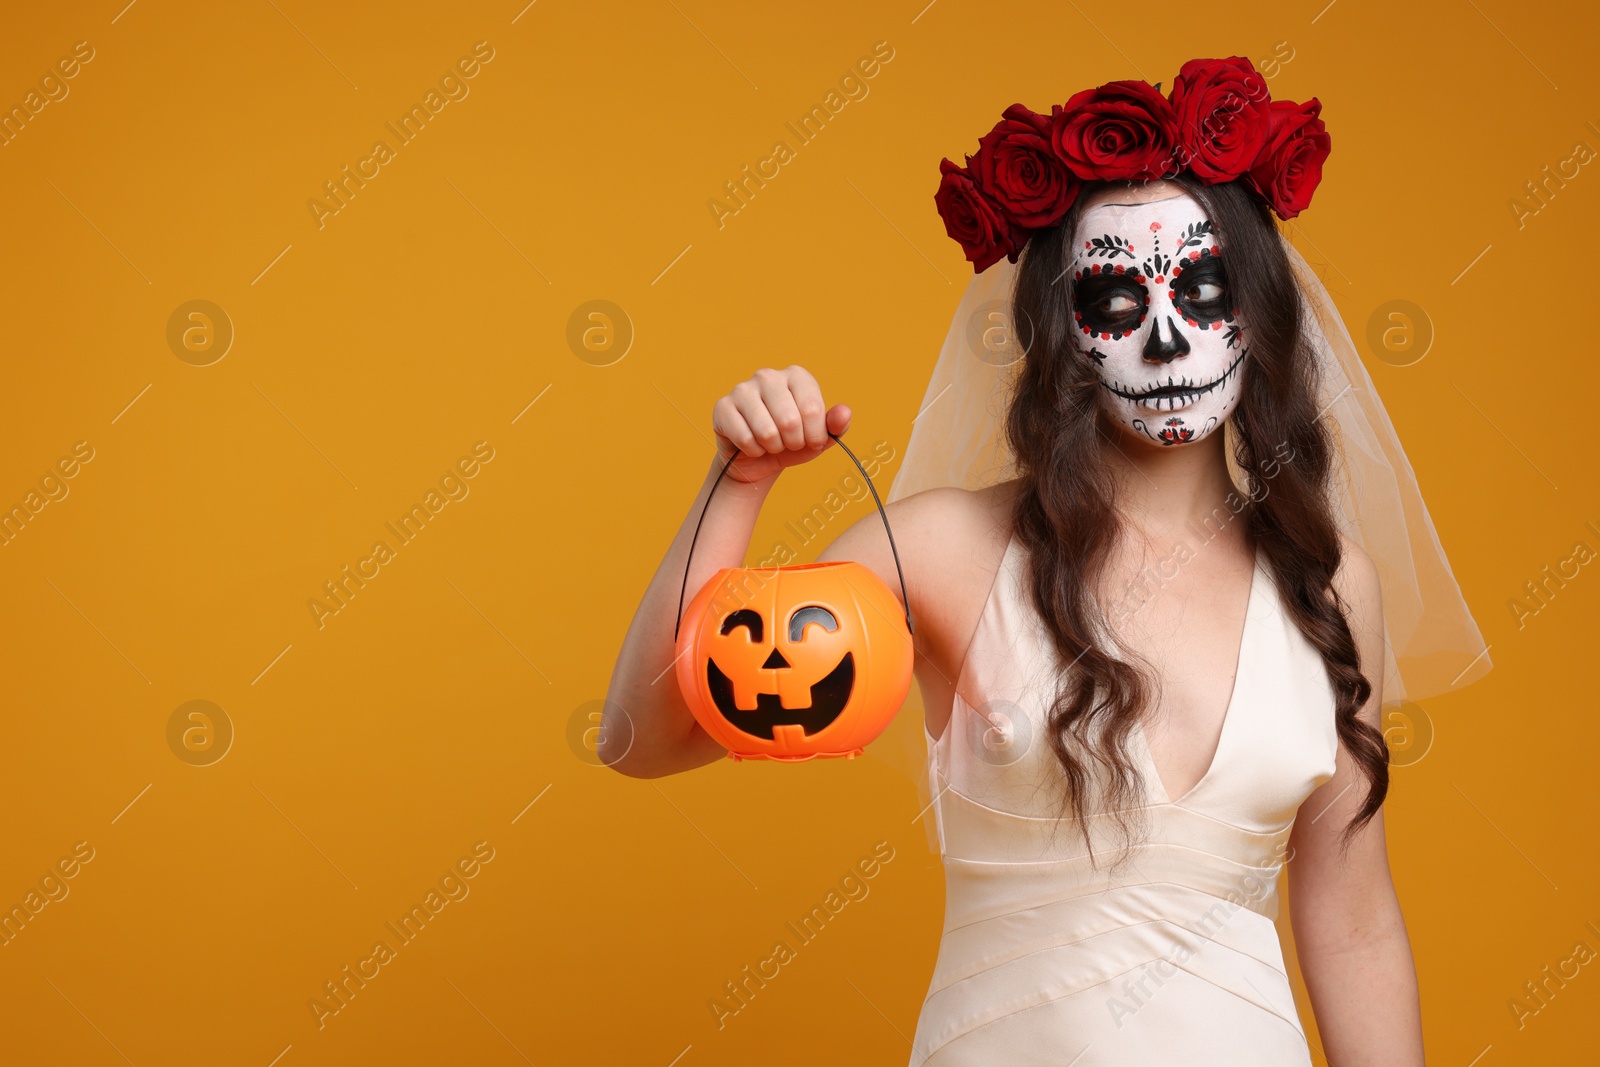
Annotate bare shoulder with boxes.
[1330,531,1382,619]
[816,479,1019,595]
[1331,531,1384,723]
[816,479,1020,682]
[879,481,1018,553]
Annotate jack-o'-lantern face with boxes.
[674,560,915,761]
[707,604,855,739]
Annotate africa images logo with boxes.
[306,441,495,629]
[306,41,496,230]
[307,841,496,1029]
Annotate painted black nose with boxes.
[762,648,790,669]
[1142,315,1190,364]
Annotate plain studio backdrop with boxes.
[0,1,1593,1064]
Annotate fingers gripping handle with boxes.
[672,432,915,642]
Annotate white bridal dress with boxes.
[910,534,1336,1065]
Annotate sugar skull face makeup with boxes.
[1068,189,1247,446]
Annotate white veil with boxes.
[867,232,1493,852]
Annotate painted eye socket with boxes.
[1075,275,1148,334]
[720,609,763,642]
[1170,258,1232,326]
[788,605,838,642]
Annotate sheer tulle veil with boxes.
[864,233,1493,851]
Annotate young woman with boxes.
[601,61,1489,1065]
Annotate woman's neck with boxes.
[1097,425,1243,555]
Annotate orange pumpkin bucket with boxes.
[672,433,915,761]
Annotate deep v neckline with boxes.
[1125,545,1262,807]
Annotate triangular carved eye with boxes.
[720,609,763,642]
[788,605,837,642]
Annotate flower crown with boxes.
[934,57,1331,273]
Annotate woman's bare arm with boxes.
[1287,535,1426,1066]
[597,367,851,778]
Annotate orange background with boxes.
[0,1,1595,1063]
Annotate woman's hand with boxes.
[711,366,852,485]
[597,366,851,778]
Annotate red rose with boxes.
[934,157,1022,272]
[1051,80,1179,182]
[1246,98,1330,219]
[1168,56,1271,182]
[971,103,1081,229]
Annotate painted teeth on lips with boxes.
[1139,390,1204,412]
[1110,376,1221,408]
[1105,350,1247,410]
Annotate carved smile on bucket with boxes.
[706,652,855,739]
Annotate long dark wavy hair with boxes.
[1006,173,1387,865]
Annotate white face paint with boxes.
[1067,191,1247,446]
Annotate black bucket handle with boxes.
[673,432,914,642]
